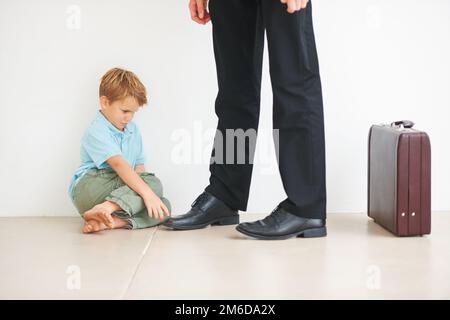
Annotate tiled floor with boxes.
[0,212,449,299]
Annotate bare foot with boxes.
[82,220,108,233]
[82,216,130,234]
[83,201,119,228]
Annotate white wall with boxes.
[0,0,449,217]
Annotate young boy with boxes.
[68,68,171,233]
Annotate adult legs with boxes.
[261,0,326,219]
[205,0,265,211]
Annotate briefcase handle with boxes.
[390,120,415,128]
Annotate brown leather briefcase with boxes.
[367,120,431,236]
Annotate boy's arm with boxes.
[107,155,169,219]
[107,156,153,198]
[135,164,145,173]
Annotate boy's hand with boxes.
[280,0,309,14]
[189,0,211,24]
[143,192,171,221]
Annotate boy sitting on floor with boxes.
[68,67,171,233]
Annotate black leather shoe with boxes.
[162,192,239,230]
[236,206,326,240]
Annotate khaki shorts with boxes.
[72,168,171,229]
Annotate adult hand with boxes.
[189,0,211,24]
[280,0,309,14]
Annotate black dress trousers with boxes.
[204,0,327,219]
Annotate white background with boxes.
[0,0,449,217]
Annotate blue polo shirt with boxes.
[68,110,145,201]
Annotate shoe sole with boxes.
[235,225,327,240]
[163,215,240,230]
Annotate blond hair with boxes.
[99,68,148,106]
